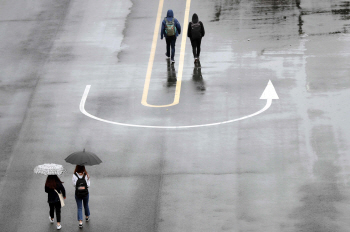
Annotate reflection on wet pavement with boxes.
[292,125,344,232]
[296,0,301,8]
[211,0,236,22]
[166,59,177,87]
[208,0,350,39]
[298,12,304,35]
[332,1,350,20]
[197,0,350,231]
[1,0,349,231]
[192,62,205,92]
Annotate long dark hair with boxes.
[45,175,63,189]
[74,165,90,179]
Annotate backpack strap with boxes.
[74,173,81,179]
[82,173,88,189]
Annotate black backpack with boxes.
[75,173,88,198]
[191,22,201,39]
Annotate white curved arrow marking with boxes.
[80,80,279,129]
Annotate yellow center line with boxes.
[141,0,191,107]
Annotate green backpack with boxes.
[165,18,176,36]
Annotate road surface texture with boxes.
[1,0,350,231]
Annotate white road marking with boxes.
[79,81,279,129]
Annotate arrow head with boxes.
[260,80,279,100]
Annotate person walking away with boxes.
[45,175,66,230]
[72,165,91,228]
[161,9,181,64]
[187,13,205,63]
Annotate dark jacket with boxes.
[161,9,181,39]
[187,13,205,39]
[45,182,66,203]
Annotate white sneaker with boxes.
[57,224,62,230]
[49,216,54,223]
[79,222,83,228]
[171,60,175,64]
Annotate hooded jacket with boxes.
[187,13,205,39]
[161,9,181,39]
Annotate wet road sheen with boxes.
[1,0,350,231]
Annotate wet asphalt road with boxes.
[1,0,350,231]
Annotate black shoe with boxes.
[165,53,170,59]
[79,223,83,228]
[86,216,90,222]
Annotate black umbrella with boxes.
[65,149,102,166]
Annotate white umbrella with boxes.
[34,163,66,175]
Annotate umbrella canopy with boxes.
[34,163,66,175]
[65,149,102,166]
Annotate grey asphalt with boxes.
[1,0,350,231]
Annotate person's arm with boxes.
[187,22,191,38]
[60,184,66,198]
[45,185,49,193]
[200,21,205,37]
[85,175,90,188]
[72,174,77,187]
[176,19,181,35]
[160,20,165,39]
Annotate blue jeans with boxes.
[166,36,177,61]
[75,194,90,221]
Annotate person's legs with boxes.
[49,203,55,220]
[190,39,197,58]
[75,195,83,222]
[55,201,61,224]
[196,38,202,58]
[166,37,171,57]
[170,36,176,61]
[83,194,90,218]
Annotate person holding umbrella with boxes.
[34,163,67,230]
[72,165,91,228]
[65,149,102,228]
[45,175,66,230]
